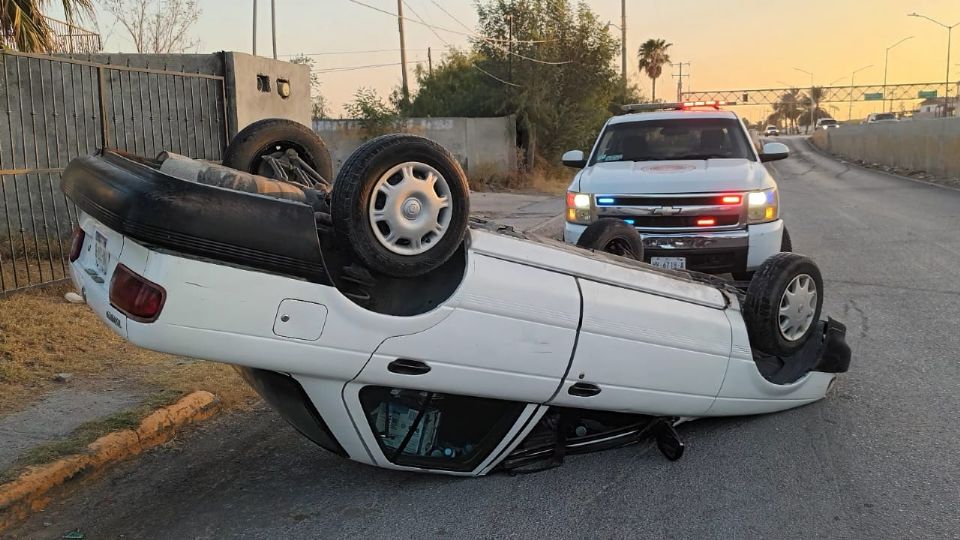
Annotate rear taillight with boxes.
[109,264,166,323]
[69,228,85,262]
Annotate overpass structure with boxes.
[681,82,953,106]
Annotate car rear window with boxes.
[874,113,895,121]
[591,118,755,165]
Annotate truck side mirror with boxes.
[562,150,587,168]
[759,142,789,163]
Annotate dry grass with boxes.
[468,158,572,195]
[0,282,255,416]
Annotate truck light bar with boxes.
[621,100,737,112]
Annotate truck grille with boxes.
[595,193,745,231]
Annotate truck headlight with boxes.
[747,188,779,223]
[566,192,595,225]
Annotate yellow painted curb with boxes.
[0,390,219,532]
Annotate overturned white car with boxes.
[62,120,850,476]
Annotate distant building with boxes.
[915,97,958,118]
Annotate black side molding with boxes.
[61,151,330,284]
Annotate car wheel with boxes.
[330,134,469,278]
[742,253,824,356]
[732,227,792,281]
[576,219,644,261]
[223,118,333,185]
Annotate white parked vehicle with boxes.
[763,125,781,136]
[865,112,899,124]
[562,102,791,280]
[63,120,850,476]
[815,118,840,130]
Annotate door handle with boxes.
[387,358,431,376]
[568,382,601,397]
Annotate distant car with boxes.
[865,113,898,124]
[764,125,780,136]
[815,119,839,130]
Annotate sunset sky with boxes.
[82,0,960,121]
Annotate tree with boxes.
[637,38,671,102]
[100,0,200,53]
[1,0,93,52]
[345,87,401,140]
[288,54,328,120]
[472,0,624,158]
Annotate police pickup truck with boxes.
[562,101,791,279]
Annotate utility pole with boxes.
[908,13,960,117]
[672,62,690,102]
[507,12,513,84]
[252,0,257,56]
[883,36,913,113]
[428,47,433,76]
[848,64,873,121]
[621,0,627,91]
[270,0,277,60]
[397,0,410,105]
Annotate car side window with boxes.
[359,386,525,472]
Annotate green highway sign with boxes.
[918,90,938,99]
[864,92,884,101]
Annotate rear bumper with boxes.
[61,151,329,284]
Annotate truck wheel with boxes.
[331,134,469,278]
[742,253,823,356]
[732,227,792,281]
[223,118,333,185]
[576,219,644,261]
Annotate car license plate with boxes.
[95,231,109,275]
[651,256,686,270]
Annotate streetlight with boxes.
[883,36,913,112]
[848,64,873,120]
[794,67,814,132]
[908,13,960,116]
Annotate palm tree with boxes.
[637,38,672,102]
[1,0,93,52]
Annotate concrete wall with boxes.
[224,52,310,137]
[313,116,518,175]
[811,118,960,179]
[59,53,224,75]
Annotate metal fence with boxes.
[0,50,228,294]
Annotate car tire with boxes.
[576,219,644,261]
[331,134,469,278]
[732,227,792,281]
[742,252,824,356]
[223,118,334,182]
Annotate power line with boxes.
[311,59,426,74]
[281,49,428,57]
[399,0,522,87]
[428,0,472,31]
[344,0,552,44]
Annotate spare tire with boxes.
[576,219,644,261]
[742,252,823,356]
[331,134,469,278]
[223,118,333,183]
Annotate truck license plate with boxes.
[651,257,686,270]
[95,232,109,275]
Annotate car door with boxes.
[549,279,732,417]
[343,253,579,473]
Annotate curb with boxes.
[0,391,219,532]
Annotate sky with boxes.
[68,0,960,121]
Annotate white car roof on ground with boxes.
[608,110,739,125]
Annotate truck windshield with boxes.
[590,118,755,165]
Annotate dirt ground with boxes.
[0,282,255,416]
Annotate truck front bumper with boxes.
[564,220,783,274]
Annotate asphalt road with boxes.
[9,139,960,539]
